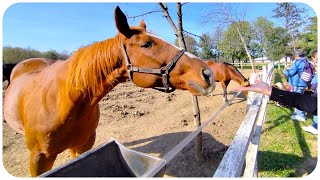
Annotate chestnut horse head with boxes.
[3,6,215,177]
[113,6,215,95]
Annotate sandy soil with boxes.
[2,70,252,177]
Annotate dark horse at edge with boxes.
[3,63,18,85]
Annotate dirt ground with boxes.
[1,70,252,177]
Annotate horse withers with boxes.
[205,60,249,102]
[3,6,215,177]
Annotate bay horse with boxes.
[205,60,249,102]
[3,6,215,177]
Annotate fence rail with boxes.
[230,62,270,70]
[213,62,274,177]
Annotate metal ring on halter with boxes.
[120,38,185,93]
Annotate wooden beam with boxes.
[213,94,263,177]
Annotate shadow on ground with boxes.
[123,131,228,177]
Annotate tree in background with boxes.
[3,47,42,63]
[273,2,307,55]
[217,25,239,63]
[297,16,317,57]
[175,33,198,56]
[3,46,70,63]
[44,50,59,60]
[217,21,252,64]
[44,50,70,60]
[252,17,274,59]
[198,33,214,60]
[203,3,256,72]
[264,27,290,61]
[249,42,263,59]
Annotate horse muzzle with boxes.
[188,81,216,96]
[187,68,216,96]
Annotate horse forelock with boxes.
[66,38,122,97]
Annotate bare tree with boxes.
[159,3,187,49]
[159,2,204,162]
[203,3,256,73]
[127,4,204,41]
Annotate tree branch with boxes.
[176,2,187,50]
[127,10,162,19]
[183,30,205,41]
[159,2,178,36]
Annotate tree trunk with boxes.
[159,2,204,161]
[176,3,187,50]
[234,24,256,73]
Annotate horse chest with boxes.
[54,105,100,147]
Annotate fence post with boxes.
[262,66,267,82]
[191,95,204,161]
[246,73,260,112]
[241,61,243,70]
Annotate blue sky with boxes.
[2,2,317,54]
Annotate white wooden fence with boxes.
[230,62,270,70]
[214,62,274,177]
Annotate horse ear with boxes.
[114,6,131,37]
[140,19,146,30]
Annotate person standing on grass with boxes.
[284,49,313,122]
[302,49,318,135]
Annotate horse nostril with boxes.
[202,69,213,85]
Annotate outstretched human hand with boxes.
[232,80,272,96]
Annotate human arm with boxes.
[233,80,272,96]
[233,80,318,115]
[283,62,298,77]
[270,87,317,115]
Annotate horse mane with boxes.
[66,36,122,97]
[66,26,149,97]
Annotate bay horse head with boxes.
[114,6,215,95]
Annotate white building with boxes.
[279,56,293,63]
[254,57,271,63]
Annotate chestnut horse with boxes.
[205,60,249,102]
[3,6,215,177]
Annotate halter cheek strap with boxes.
[120,39,185,93]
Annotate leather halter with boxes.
[120,40,186,93]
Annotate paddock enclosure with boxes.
[2,69,252,177]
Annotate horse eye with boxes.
[141,42,153,48]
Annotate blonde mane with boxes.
[66,37,122,97]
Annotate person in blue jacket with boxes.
[284,49,312,122]
[302,49,318,135]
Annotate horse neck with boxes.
[227,64,247,84]
[65,36,127,105]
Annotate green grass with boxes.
[257,70,318,177]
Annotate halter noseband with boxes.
[120,40,186,93]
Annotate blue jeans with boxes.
[291,86,306,119]
[312,115,318,129]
